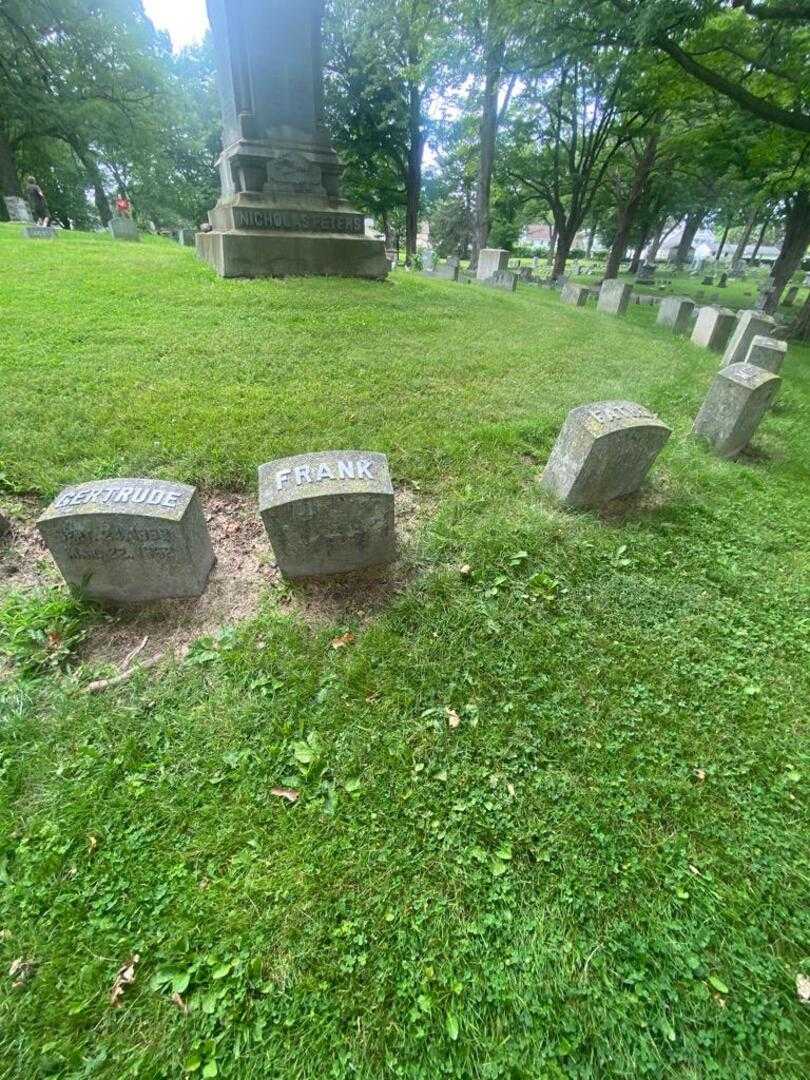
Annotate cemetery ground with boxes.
[0,224,809,1079]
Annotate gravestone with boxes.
[637,294,657,306]
[518,267,535,283]
[109,217,140,242]
[37,479,215,603]
[701,275,714,286]
[561,282,589,306]
[446,255,460,269]
[433,262,459,281]
[4,196,33,223]
[483,269,517,292]
[198,0,387,280]
[690,306,736,351]
[476,248,509,282]
[258,451,395,577]
[422,248,435,272]
[755,288,776,312]
[635,264,656,284]
[692,363,780,458]
[783,285,799,307]
[722,309,776,366]
[597,279,632,315]
[718,272,728,288]
[657,296,695,333]
[385,249,397,270]
[804,273,810,287]
[178,229,196,247]
[23,226,56,240]
[541,401,671,509]
[744,334,787,374]
[0,511,10,537]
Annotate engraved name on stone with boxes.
[233,209,365,234]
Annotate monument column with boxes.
[198,0,388,280]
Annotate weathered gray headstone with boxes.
[597,279,632,315]
[4,196,33,223]
[783,285,799,307]
[37,479,215,603]
[656,296,695,333]
[483,269,517,292]
[560,282,589,306]
[722,309,776,366]
[23,226,56,240]
[385,249,397,270]
[692,363,780,457]
[541,402,671,509]
[744,334,787,374]
[718,272,728,288]
[803,272,810,287]
[690,306,736,351]
[0,511,11,537]
[518,267,535,283]
[177,229,196,247]
[258,451,395,578]
[109,217,140,242]
[446,256,460,269]
[433,262,459,281]
[422,248,435,271]
[701,275,714,286]
[476,248,509,282]
[635,264,656,284]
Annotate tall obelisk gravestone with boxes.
[198,0,388,280]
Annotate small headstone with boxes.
[701,275,714,286]
[23,226,56,240]
[541,401,671,509]
[476,248,509,282]
[718,272,728,288]
[744,334,787,374]
[446,256,460,269]
[109,217,140,242]
[657,296,695,333]
[433,262,459,281]
[722,309,776,366]
[258,451,395,578]
[0,511,11,537]
[4,196,33,223]
[692,363,780,458]
[518,267,535,283]
[783,285,799,307]
[421,248,435,271]
[37,479,215,603]
[177,229,196,247]
[690,306,736,351]
[483,269,517,292]
[385,250,397,270]
[597,279,632,315]
[803,272,810,287]
[560,282,589,306]
[636,264,656,284]
[637,294,656,306]
[755,288,776,312]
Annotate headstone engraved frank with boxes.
[198,0,387,280]
[560,281,590,306]
[692,363,780,458]
[597,279,632,315]
[23,226,56,240]
[476,248,509,281]
[744,334,787,374]
[541,401,671,509]
[109,217,140,242]
[37,480,215,603]
[656,296,695,333]
[722,309,776,367]
[5,196,33,223]
[690,306,736,351]
[258,451,395,577]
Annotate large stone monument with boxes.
[258,450,395,577]
[541,401,671,509]
[37,479,215,603]
[4,196,33,223]
[198,0,387,280]
[692,364,780,457]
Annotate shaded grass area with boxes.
[0,225,809,1079]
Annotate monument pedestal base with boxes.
[196,229,388,280]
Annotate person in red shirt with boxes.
[115,195,131,217]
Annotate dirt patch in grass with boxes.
[0,486,433,671]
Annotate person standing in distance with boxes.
[24,176,51,226]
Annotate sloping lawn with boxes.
[1,224,808,1079]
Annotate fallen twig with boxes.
[121,635,149,671]
[83,654,165,694]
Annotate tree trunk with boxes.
[764,188,810,313]
[604,130,659,280]
[646,220,666,263]
[714,220,730,261]
[552,224,574,278]
[0,127,21,198]
[629,229,649,275]
[750,215,770,261]
[66,138,111,225]
[788,290,810,341]
[471,3,505,269]
[405,78,423,264]
[674,211,703,268]
[731,206,757,264]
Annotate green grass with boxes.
[0,223,809,1079]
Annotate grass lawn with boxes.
[1,223,809,1079]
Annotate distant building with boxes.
[519,223,601,251]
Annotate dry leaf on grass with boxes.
[694,768,706,782]
[271,787,300,804]
[446,708,461,730]
[88,835,98,854]
[9,958,35,988]
[110,954,140,1007]
[460,564,472,577]
[171,992,189,1014]
[331,632,356,650]
[797,973,810,1003]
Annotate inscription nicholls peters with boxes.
[233,209,365,234]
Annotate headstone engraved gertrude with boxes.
[258,451,395,578]
[656,296,695,333]
[4,196,33,223]
[198,0,387,280]
[37,480,215,603]
[476,249,509,281]
[597,279,632,315]
[541,401,671,509]
[692,363,780,457]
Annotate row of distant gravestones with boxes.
[6,196,195,246]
